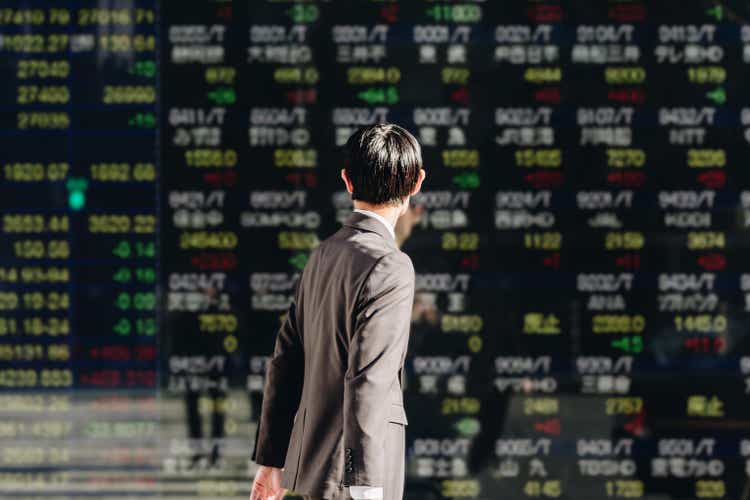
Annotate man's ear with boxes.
[410,169,426,196]
[340,169,354,194]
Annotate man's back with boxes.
[252,210,415,500]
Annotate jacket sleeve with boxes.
[251,270,305,467]
[343,251,415,487]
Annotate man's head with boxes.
[341,123,426,216]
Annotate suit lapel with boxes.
[342,211,398,250]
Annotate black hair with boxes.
[344,123,423,206]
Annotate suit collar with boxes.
[353,208,396,240]
[342,211,398,249]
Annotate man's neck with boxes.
[352,200,401,229]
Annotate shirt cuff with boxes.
[349,486,383,500]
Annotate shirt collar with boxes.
[352,208,396,240]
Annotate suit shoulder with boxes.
[371,250,415,286]
[393,250,415,275]
[309,229,384,280]
[328,227,391,261]
[316,227,414,284]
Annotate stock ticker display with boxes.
[3,0,750,498]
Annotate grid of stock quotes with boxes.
[3,0,750,499]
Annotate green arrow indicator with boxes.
[289,252,308,270]
[706,5,723,21]
[115,293,131,310]
[454,417,481,437]
[128,112,155,128]
[706,86,726,104]
[113,268,132,283]
[207,87,236,104]
[357,86,399,105]
[452,172,480,189]
[113,318,131,336]
[112,241,132,259]
[287,5,318,22]
[611,336,643,354]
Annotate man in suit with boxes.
[250,123,426,500]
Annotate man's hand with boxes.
[250,465,286,500]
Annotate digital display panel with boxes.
[2,1,750,498]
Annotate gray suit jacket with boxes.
[252,211,414,500]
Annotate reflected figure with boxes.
[172,286,228,471]
[185,383,226,469]
[395,203,425,248]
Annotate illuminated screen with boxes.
[2,1,750,498]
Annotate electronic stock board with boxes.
[2,0,750,498]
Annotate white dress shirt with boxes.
[349,485,384,499]
[352,208,396,241]
[348,208,394,500]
